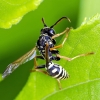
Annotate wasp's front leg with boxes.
[50,28,70,50]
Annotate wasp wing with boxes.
[2,47,36,79]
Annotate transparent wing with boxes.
[2,47,36,79]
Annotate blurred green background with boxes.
[0,0,100,100]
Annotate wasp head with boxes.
[41,17,70,37]
[41,27,55,37]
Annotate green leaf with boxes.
[0,0,43,29]
[15,14,100,100]
[43,79,100,100]
[77,0,100,26]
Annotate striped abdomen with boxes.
[47,62,69,80]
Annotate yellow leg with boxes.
[34,57,38,69]
[31,43,50,75]
[56,52,94,61]
[31,69,49,75]
[52,28,70,39]
[50,28,70,51]
[31,56,49,75]
[50,45,62,51]
[57,79,62,90]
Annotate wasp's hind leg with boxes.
[31,60,49,75]
[31,42,50,75]
[56,79,62,90]
[31,65,49,75]
[32,55,44,69]
[31,55,49,75]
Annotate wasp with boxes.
[2,17,94,89]
[2,17,71,79]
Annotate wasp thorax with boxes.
[41,27,55,37]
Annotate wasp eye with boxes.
[50,29,54,34]
[49,29,55,36]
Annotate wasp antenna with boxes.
[50,17,71,28]
[42,18,47,27]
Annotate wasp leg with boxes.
[35,69,49,75]
[57,79,62,90]
[31,65,49,76]
[31,45,49,75]
[52,27,70,39]
[36,55,44,59]
[56,52,94,61]
[33,55,44,69]
[31,55,48,75]
[31,42,50,75]
[50,28,70,51]
[33,56,38,69]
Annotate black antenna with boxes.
[42,18,47,27]
[50,17,71,28]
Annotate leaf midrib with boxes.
[42,78,100,100]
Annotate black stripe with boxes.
[60,69,66,80]
[56,68,63,79]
